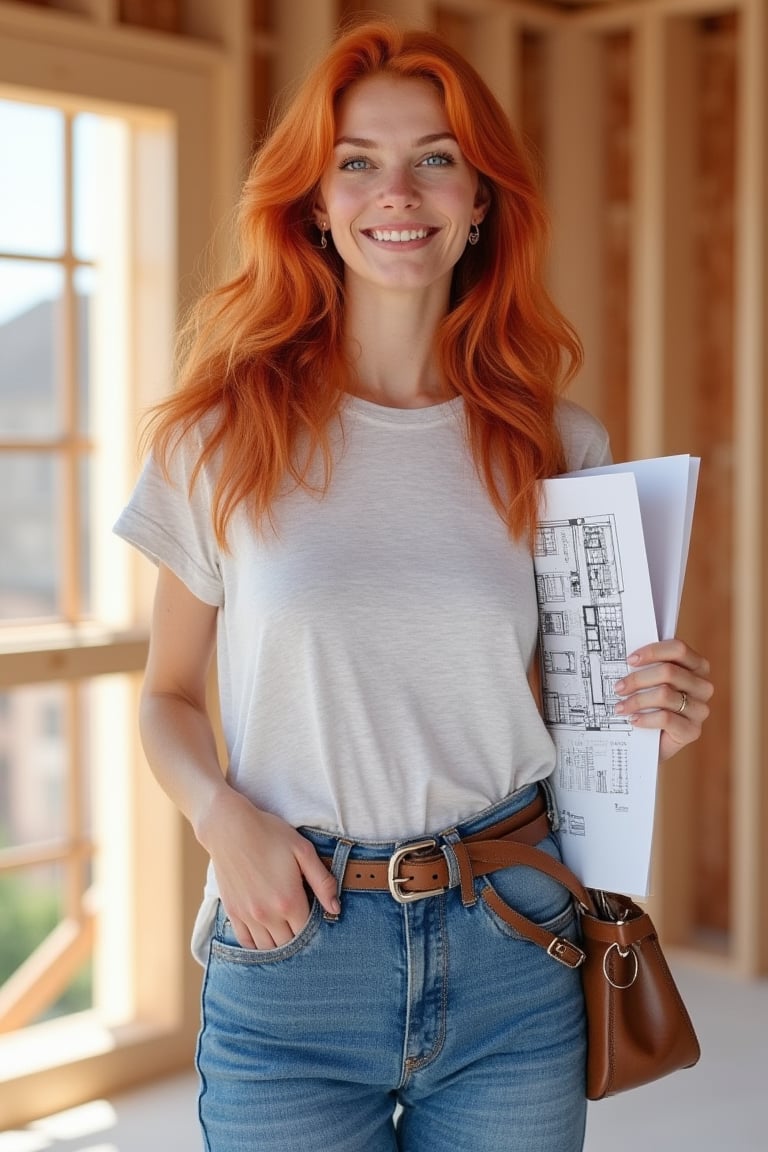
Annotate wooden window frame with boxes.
[0,3,236,1128]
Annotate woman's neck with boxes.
[341,279,451,409]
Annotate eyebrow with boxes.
[333,132,458,149]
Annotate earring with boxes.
[319,222,328,249]
[468,221,480,246]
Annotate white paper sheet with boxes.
[537,458,699,894]
[564,456,700,640]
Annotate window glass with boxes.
[0,678,97,1029]
[0,862,94,1023]
[0,260,64,439]
[0,453,60,619]
[0,101,64,257]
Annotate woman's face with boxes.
[316,73,488,298]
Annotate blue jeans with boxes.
[196,784,587,1151]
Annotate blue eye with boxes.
[339,156,370,171]
[421,152,454,167]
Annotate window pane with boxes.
[0,260,64,439]
[0,863,64,968]
[0,684,69,846]
[44,958,93,1023]
[0,863,94,1025]
[0,101,64,257]
[0,453,59,618]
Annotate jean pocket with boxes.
[210,898,322,965]
[477,831,576,940]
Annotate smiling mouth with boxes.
[364,227,437,243]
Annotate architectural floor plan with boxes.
[534,470,665,894]
[535,513,632,737]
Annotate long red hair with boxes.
[147,19,579,544]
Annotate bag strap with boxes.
[462,838,600,969]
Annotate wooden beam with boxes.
[652,14,697,947]
[468,9,520,119]
[0,631,148,688]
[732,0,768,976]
[0,915,95,1034]
[628,10,666,460]
[272,0,337,96]
[546,21,603,416]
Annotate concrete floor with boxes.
[1,960,766,1151]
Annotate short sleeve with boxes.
[556,399,612,472]
[113,430,224,607]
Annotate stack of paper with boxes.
[535,457,699,895]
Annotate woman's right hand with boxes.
[138,564,340,951]
[197,787,341,950]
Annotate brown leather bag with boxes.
[579,890,701,1098]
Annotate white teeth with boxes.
[370,228,429,242]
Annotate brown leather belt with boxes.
[321,789,551,905]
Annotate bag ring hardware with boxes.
[603,942,640,989]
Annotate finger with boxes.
[253,882,312,944]
[628,639,711,677]
[228,914,268,951]
[232,904,299,950]
[623,692,709,732]
[627,702,709,733]
[294,837,341,916]
[635,700,708,731]
[615,664,713,704]
[615,683,703,718]
[250,913,301,949]
[631,709,706,757]
[266,918,302,947]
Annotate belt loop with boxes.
[323,838,354,922]
[442,828,477,907]
[539,778,560,832]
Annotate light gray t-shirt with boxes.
[115,394,610,960]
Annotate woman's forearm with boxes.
[139,689,231,845]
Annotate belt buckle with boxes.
[387,839,445,904]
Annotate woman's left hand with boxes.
[613,639,713,762]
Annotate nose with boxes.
[377,164,421,209]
